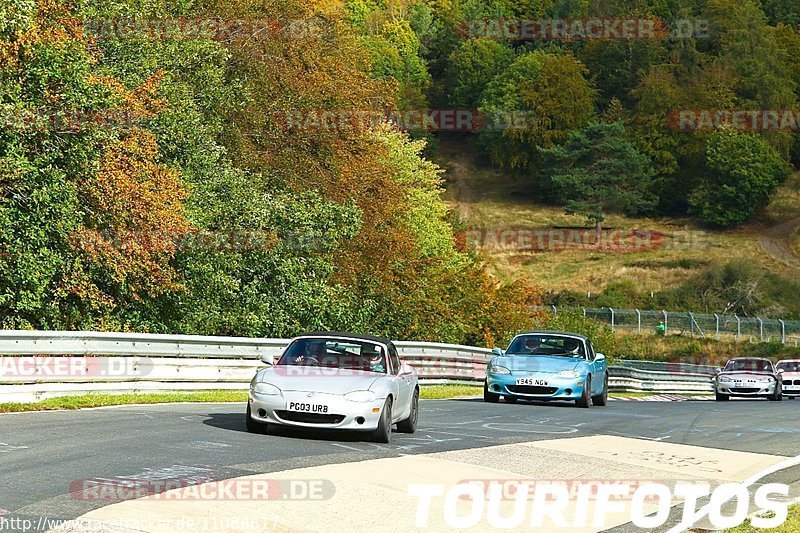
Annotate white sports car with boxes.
[777,359,800,398]
[247,332,419,442]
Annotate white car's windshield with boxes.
[724,359,774,372]
[277,338,388,373]
[506,335,584,357]
[777,361,800,372]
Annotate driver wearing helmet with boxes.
[363,345,386,373]
[522,337,542,354]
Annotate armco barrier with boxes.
[0,331,714,402]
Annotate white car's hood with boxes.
[256,366,381,394]
[718,372,775,380]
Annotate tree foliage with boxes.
[539,122,656,241]
[689,130,791,228]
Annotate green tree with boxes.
[539,122,656,246]
[689,130,791,228]
[478,50,596,172]
[445,38,514,108]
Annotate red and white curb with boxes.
[611,394,715,402]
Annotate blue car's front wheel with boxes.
[576,375,592,408]
[484,380,500,403]
[592,374,608,406]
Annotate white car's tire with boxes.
[246,404,269,434]
[397,389,418,434]
[372,398,392,443]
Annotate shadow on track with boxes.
[202,412,396,443]
[452,397,589,409]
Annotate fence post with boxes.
[636,309,641,334]
[757,317,764,342]
[779,319,786,344]
[689,312,694,337]
[582,308,586,318]
[735,315,741,341]
[609,308,615,332]
[552,305,557,314]
[714,314,720,340]
[662,310,668,335]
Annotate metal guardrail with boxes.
[0,331,493,403]
[0,330,714,402]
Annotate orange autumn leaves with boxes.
[69,74,190,307]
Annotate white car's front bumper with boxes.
[249,390,386,430]
[716,380,778,397]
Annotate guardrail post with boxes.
[636,309,641,334]
[757,317,764,342]
[662,310,668,335]
[609,308,615,331]
[583,308,586,318]
[714,314,720,340]
[779,319,786,344]
[735,315,741,341]
[552,305,557,314]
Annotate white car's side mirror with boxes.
[399,362,414,376]
[260,354,274,365]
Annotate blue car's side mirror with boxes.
[595,353,606,362]
[492,348,505,356]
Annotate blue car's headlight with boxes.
[488,365,511,375]
[252,382,281,395]
[555,370,581,379]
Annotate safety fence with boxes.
[0,331,717,402]
[543,306,800,345]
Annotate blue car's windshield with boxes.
[506,335,585,357]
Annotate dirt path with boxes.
[759,216,800,269]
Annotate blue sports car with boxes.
[484,331,608,408]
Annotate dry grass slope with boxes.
[437,138,800,294]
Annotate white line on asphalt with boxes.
[666,453,800,533]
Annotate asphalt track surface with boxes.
[1,398,800,532]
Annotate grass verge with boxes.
[0,386,484,413]
[0,391,248,413]
[724,503,800,532]
[420,385,482,399]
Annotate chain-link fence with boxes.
[543,306,800,346]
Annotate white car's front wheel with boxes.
[372,398,393,443]
[397,389,419,434]
[246,404,269,434]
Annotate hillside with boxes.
[437,136,800,317]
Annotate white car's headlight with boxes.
[718,376,732,383]
[488,365,511,375]
[252,382,281,395]
[344,390,377,402]
[756,377,774,383]
[556,370,581,379]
